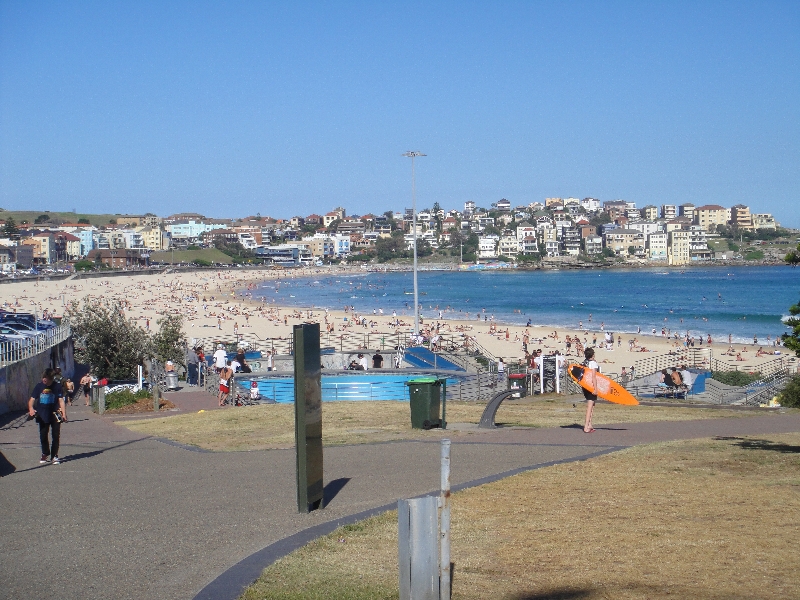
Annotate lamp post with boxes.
[402,151,426,338]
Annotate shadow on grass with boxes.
[714,436,800,454]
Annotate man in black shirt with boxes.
[372,352,384,369]
[28,368,67,464]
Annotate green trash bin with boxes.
[405,377,447,430]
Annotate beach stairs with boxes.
[403,347,466,371]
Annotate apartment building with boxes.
[667,230,691,266]
[752,213,778,230]
[694,205,728,232]
[498,235,520,258]
[478,236,498,258]
[661,205,678,220]
[730,204,753,230]
[688,226,712,260]
[603,229,645,255]
[22,233,56,264]
[584,235,603,255]
[646,232,668,260]
[640,205,659,221]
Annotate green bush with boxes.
[778,374,800,408]
[711,371,762,386]
[104,388,152,410]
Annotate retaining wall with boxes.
[0,337,74,414]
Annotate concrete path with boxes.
[2,401,800,600]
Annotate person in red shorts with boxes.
[218,360,234,406]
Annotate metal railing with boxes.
[0,324,71,367]
[707,368,792,406]
[633,347,712,379]
[710,355,787,377]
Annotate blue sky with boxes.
[1,2,798,226]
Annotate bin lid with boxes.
[508,373,527,379]
[405,377,439,385]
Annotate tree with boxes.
[152,314,186,367]
[65,298,153,379]
[78,218,90,224]
[376,230,408,262]
[73,260,95,272]
[785,244,800,267]
[782,297,800,357]
[2,217,19,237]
[589,212,612,227]
[34,214,50,224]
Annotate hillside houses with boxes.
[0,197,783,270]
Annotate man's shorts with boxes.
[219,384,230,394]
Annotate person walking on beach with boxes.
[582,348,600,433]
[28,368,67,464]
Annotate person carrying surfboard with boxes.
[582,348,600,433]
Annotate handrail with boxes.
[0,324,72,367]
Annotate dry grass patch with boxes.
[242,433,800,600]
[119,400,764,451]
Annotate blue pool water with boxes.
[247,373,460,403]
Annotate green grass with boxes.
[150,248,233,264]
[744,249,765,260]
[0,209,131,227]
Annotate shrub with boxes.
[104,388,152,411]
[778,374,800,408]
[711,371,762,386]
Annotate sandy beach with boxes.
[1,267,786,377]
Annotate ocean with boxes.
[252,266,800,344]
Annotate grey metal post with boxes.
[153,385,160,412]
[440,439,451,600]
[98,386,105,415]
[399,496,439,600]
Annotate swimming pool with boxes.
[247,373,461,403]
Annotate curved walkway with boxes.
[2,398,800,600]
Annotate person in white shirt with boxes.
[213,344,227,373]
[582,348,600,433]
[359,353,369,370]
[265,350,274,371]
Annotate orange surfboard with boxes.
[568,363,639,406]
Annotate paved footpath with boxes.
[2,396,800,600]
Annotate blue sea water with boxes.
[253,266,800,344]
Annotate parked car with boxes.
[0,327,35,347]
[0,323,47,342]
[0,311,57,330]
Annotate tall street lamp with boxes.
[402,151,426,338]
